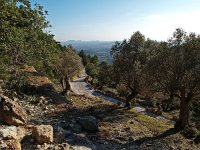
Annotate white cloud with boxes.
[139,11,200,41]
[55,10,200,41]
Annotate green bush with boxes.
[5,70,36,94]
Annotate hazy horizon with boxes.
[30,0,200,42]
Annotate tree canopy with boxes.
[111,31,148,101]
[0,0,83,95]
[147,29,200,128]
[0,0,63,76]
[55,46,83,95]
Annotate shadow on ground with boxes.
[135,128,179,144]
[38,94,177,149]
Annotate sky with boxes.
[30,0,200,42]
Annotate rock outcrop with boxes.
[0,94,28,126]
[32,125,53,144]
[77,116,98,132]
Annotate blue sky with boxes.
[30,0,200,41]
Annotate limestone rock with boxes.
[23,65,37,74]
[0,94,28,126]
[77,116,98,132]
[0,126,25,141]
[17,127,26,141]
[0,126,17,140]
[71,146,92,150]
[32,125,53,144]
[0,140,21,150]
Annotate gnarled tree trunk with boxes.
[175,93,190,129]
[60,77,71,96]
[125,88,138,108]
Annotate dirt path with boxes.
[70,69,119,103]
[70,70,95,96]
[70,69,175,125]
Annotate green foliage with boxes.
[78,50,99,66]
[78,50,89,66]
[116,83,129,97]
[146,29,200,128]
[109,28,200,128]
[0,0,84,96]
[97,61,113,88]
[79,52,101,85]
[0,0,60,79]
[4,68,36,94]
[85,63,98,80]
[111,31,148,100]
[90,55,99,65]
[55,46,83,80]
[0,0,51,64]
[55,46,83,95]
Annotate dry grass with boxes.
[134,113,173,132]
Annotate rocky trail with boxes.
[70,70,174,124]
[70,70,94,97]
[70,70,119,104]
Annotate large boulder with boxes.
[77,116,98,132]
[32,125,53,144]
[0,94,28,126]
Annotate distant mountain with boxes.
[61,40,116,63]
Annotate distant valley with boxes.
[62,40,116,63]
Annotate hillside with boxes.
[1,68,199,149]
[62,40,115,63]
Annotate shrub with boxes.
[5,70,37,95]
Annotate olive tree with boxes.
[111,32,148,102]
[147,28,200,129]
[55,46,83,95]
